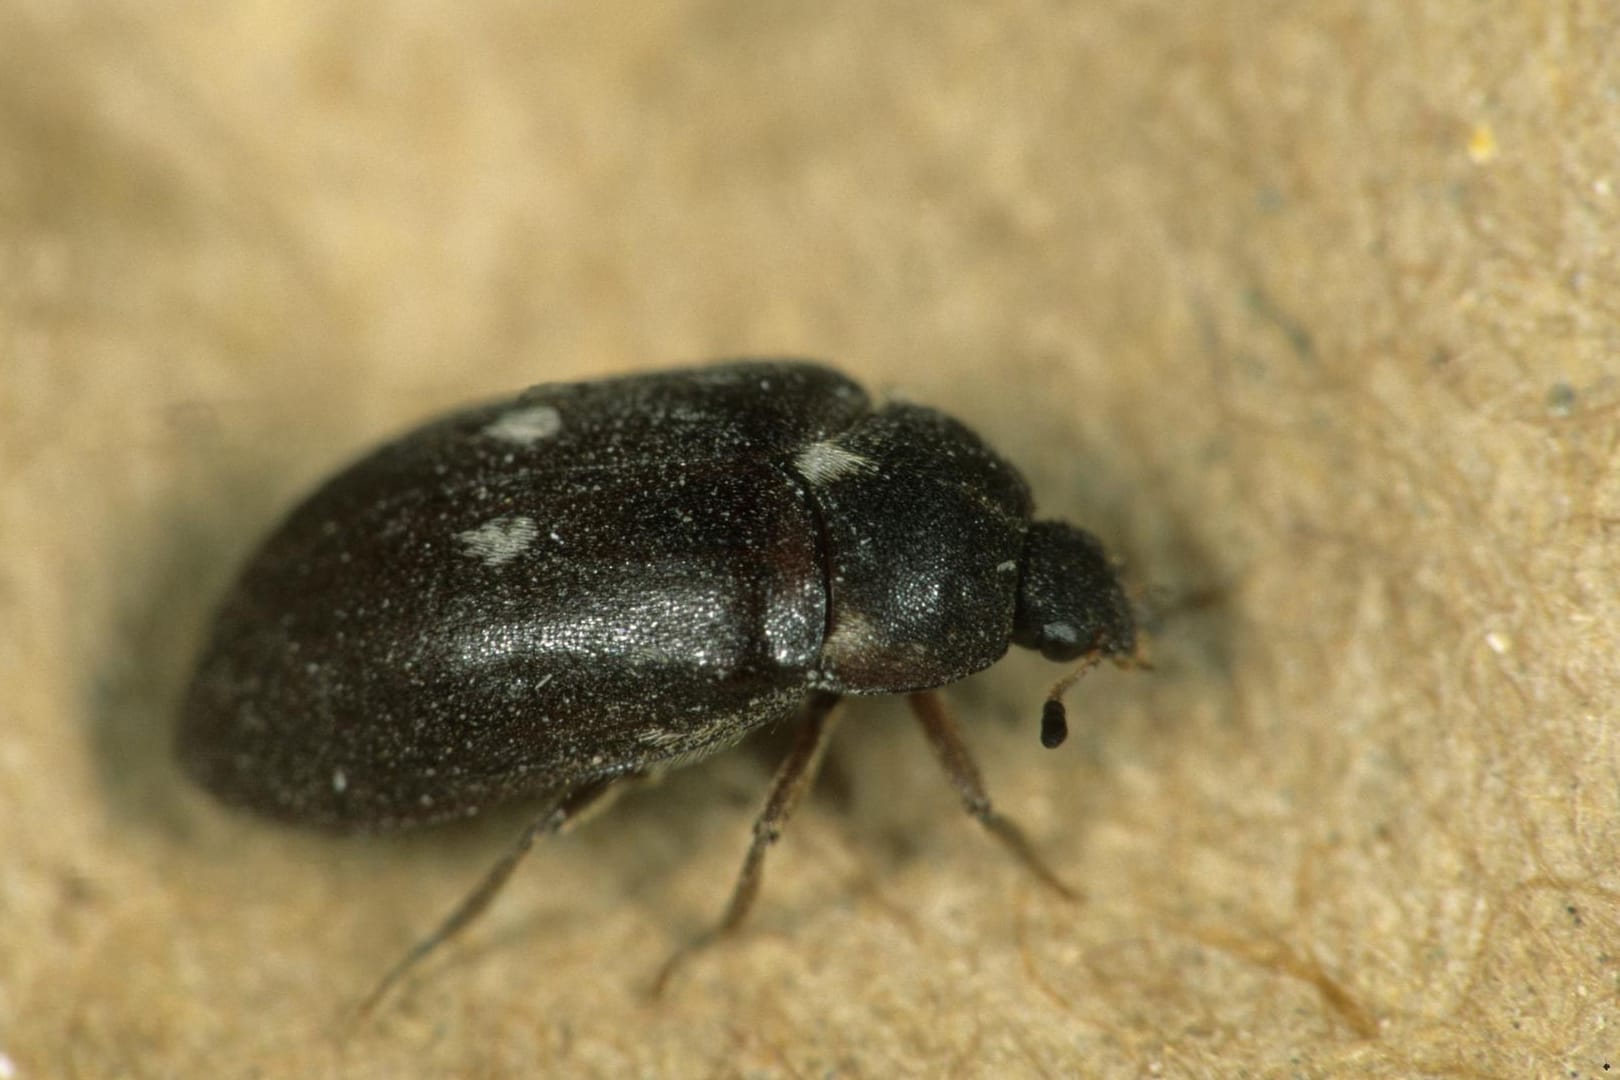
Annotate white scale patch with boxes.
[1043,622,1079,647]
[794,440,875,486]
[457,514,540,566]
[823,610,882,664]
[639,727,690,750]
[331,767,348,794]
[636,708,756,766]
[483,404,562,444]
[996,559,1018,574]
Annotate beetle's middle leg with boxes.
[908,690,1080,901]
[355,773,630,1021]
[652,690,843,995]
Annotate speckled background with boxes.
[4,3,1617,1077]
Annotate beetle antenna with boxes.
[1039,652,1102,749]
[1040,639,1155,749]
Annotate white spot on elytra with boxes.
[484,404,562,444]
[332,768,347,794]
[1043,622,1079,646]
[1485,631,1510,655]
[458,515,540,566]
[996,559,1018,573]
[637,709,755,763]
[794,441,874,486]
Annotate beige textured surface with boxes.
[4,2,1617,1077]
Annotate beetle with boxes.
[177,359,1138,1008]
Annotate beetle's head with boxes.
[1011,521,1139,749]
[1012,520,1136,663]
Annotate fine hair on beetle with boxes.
[175,360,1141,1013]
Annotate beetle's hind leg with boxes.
[908,690,1081,901]
[354,774,628,1021]
[651,690,843,996]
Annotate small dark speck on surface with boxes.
[1244,286,1316,364]
[1547,381,1577,417]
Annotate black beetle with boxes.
[178,360,1138,1008]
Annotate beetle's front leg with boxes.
[908,690,1080,901]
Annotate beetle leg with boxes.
[908,691,1081,901]
[354,774,626,1021]
[652,690,843,996]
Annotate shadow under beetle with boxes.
[177,360,1139,1010]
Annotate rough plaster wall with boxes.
[3,2,1616,1077]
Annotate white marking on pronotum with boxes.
[483,404,562,444]
[457,514,540,566]
[794,440,875,486]
[1043,622,1079,647]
